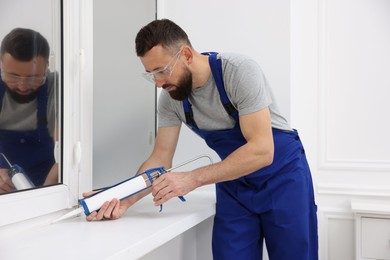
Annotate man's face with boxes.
[141,45,193,101]
[0,53,47,103]
[161,66,192,101]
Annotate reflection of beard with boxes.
[6,86,39,104]
[162,68,192,101]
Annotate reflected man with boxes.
[0,28,58,193]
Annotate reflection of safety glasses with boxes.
[142,48,182,84]
[0,70,46,87]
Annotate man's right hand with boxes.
[0,168,14,193]
[82,191,135,221]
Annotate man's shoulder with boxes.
[46,71,59,95]
[218,53,260,73]
[219,52,253,63]
[46,71,58,85]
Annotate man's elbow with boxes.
[251,139,274,168]
[262,145,274,167]
[265,151,274,167]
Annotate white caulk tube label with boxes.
[80,175,147,215]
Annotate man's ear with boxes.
[182,46,193,65]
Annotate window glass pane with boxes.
[0,0,62,194]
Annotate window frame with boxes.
[0,0,93,227]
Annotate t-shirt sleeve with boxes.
[157,90,182,128]
[223,57,272,116]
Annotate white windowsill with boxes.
[0,191,215,260]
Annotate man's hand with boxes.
[152,171,197,206]
[82,191,136,221]
[0,168,14,193]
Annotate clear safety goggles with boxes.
[0,69,46,87]
[142,48,182,84]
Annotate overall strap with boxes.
[37,82,48,129]
[207,52,239,121]
[183,99,198,129]
[0,79,5,112]
[183,52,239,128]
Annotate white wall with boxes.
[292,0,390,259]
[0,0,53,44]
[141,217,214,260]
[93,0,156,188]
[0,0,62,72]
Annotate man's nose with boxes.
[155,79,166,88]
[17,83,31,91]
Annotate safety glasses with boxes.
[0,69,46,87]
[142,48,182,84]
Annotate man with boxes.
[87,19,318,260]
[0,28,58,192]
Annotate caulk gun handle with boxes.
[161,168,186,202]
[145,167,186,203]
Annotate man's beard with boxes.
[6,87,39,104]
[162,68,192,101]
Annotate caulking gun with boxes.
[52,154,213,223]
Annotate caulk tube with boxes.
[79,168,164,215]
[9,164,35,190]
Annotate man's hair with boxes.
[135,19,192,57]
[0,28,50,61]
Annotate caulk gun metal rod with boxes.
[0,153,12,167]
[143,172,160,182]
[165,154,213,173]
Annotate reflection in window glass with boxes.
[0,0,62,194]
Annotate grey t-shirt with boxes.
[158,53,291,131]
[0,71,57,137]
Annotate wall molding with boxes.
[317,183,390,198]
[316,0,390,172]
[318,207,354,260]
[351,199,390,215]
[318,160,390,172]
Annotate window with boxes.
[0,0,93,227]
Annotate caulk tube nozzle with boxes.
[51,207,83,224]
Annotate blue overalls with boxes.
[0,79,55,186]
[183,53,318,260]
